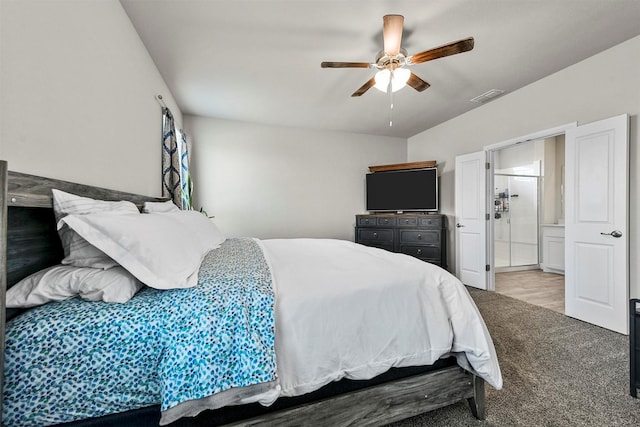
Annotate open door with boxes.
[565,114,628,334]
[455,151,487,289]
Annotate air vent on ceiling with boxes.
[470,89,504,104]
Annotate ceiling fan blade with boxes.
[383,14,404,56]
[407,73,431,92]
[407,37,474,65]
[321,61,371,68]
[351,77,376,97]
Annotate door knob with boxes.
[600,230,623,238]
[456,223,465,228]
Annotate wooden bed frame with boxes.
[0,161,486,426]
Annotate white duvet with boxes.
[165,238,502,422]
[260,238,502,396]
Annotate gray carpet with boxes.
[389,288,640,426]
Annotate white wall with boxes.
[408,35,640,296]
[0,0,181,197]
[185,115,407,240]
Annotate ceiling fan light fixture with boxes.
[374,68,411,93]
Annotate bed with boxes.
[0,161,502,426]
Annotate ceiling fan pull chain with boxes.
[389,70,394,127]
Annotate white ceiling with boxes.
[121,0,640,139]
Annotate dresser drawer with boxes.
[377,217,396,226]
[397,217,418,227]
[357,216,377,226]
[398,229,441,244]
[399,245,441,260]
[418,217,442,228]
[356,228,394,244]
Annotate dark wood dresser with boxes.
[355,213,447,269]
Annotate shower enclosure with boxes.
[494,174,539,270]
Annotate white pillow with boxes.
[142,200,179,213]
[60,211,225,289]
[149,210,226,251]
[6,265,143,308]
[52,189,140,269]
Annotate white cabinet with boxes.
[541,225,565,274]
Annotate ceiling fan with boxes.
[321,15,474,97]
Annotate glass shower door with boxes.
[494,175,539,269]
[494,175,510,268]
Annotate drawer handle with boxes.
[417,249,422,255]
[373,232,378,238]
[405,219,409,224]
[365,219,370,224]
[417,234,422,240]
[383,219,389,224]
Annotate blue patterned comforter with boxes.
[3,238,277,426]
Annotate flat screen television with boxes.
[366,168,438,212]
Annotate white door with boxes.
[565,114,628,334]
[455,151,487,289]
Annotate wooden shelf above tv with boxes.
[368,161,437,173]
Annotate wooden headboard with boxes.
[0,162,165,307]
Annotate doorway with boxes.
[490,136,566,312]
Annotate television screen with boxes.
[366,168,438,212]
